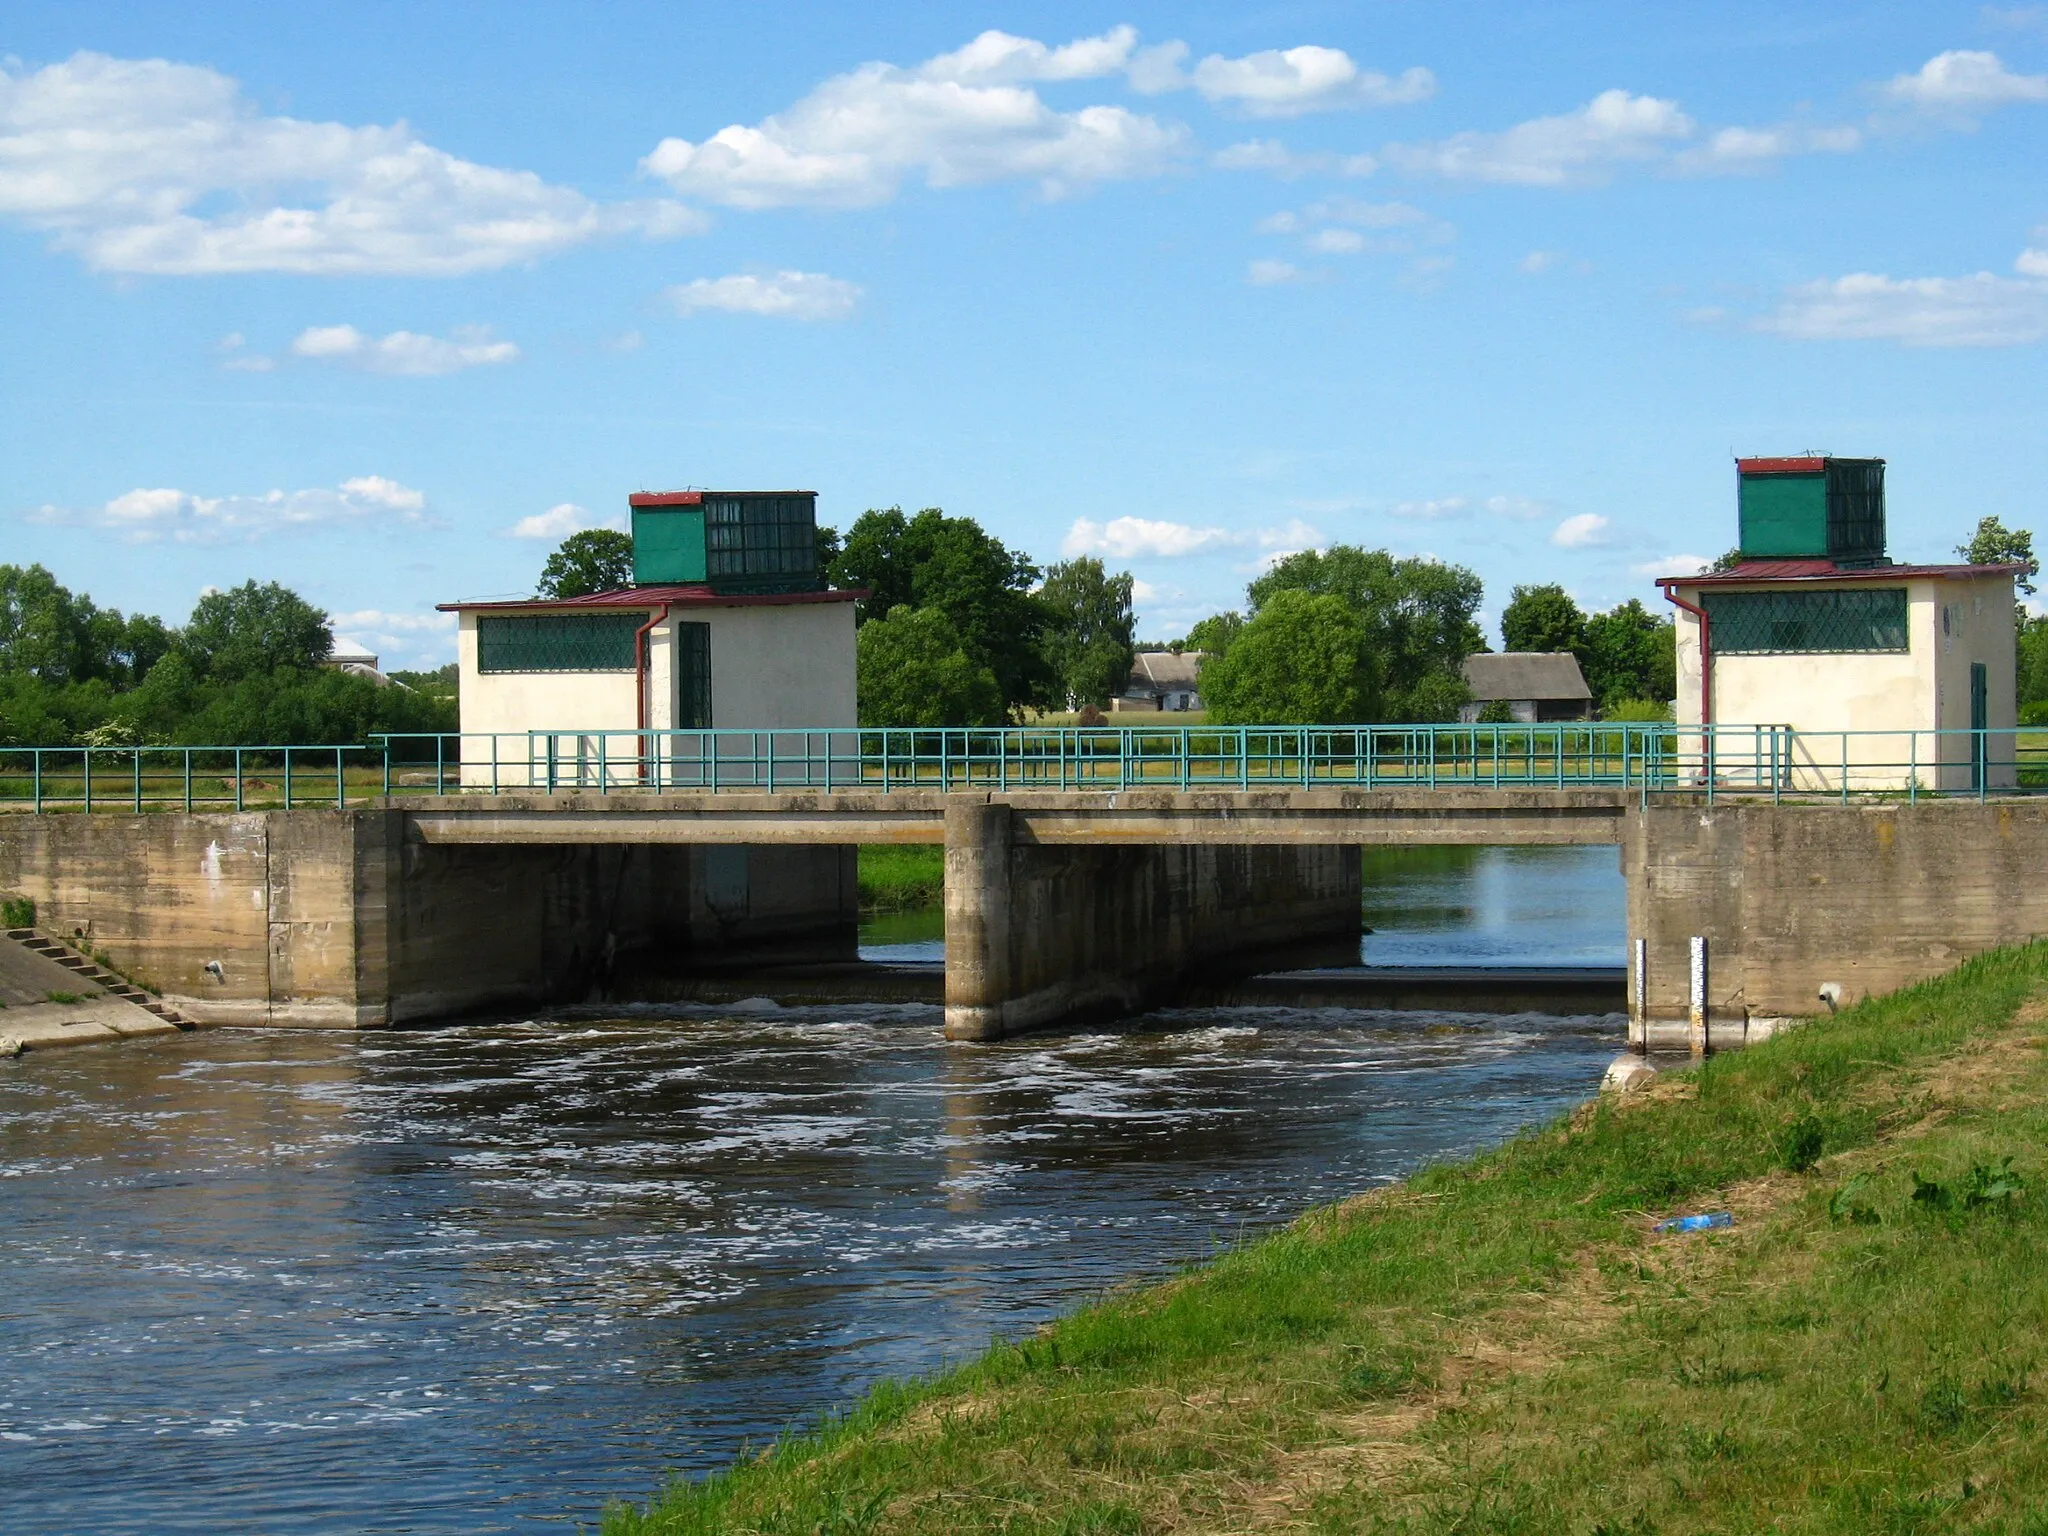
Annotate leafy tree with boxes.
[1957,515,2038,595]
[2020,616,2048,712]
[1246,546,1483,722]
[1037,557,1135,708]
[1501,584,1587,655]
[831,506,1055,716]
[855,606,1004,727]
[1198,590,1380,725]
[0,564,166,686]
[178,582,332,681]
[1710,549,1747,574]
[1581,599,1676,708]
[537,529,634,599]
[1183,612,1244,659]
[814,524,843,575]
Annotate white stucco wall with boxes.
[1667,572,2016,790]
[453,597,857,788]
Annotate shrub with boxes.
[1,896,34,930]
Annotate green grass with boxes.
[604,941,2048,1535]
[45,991,88,1005]
[858,845,944,912]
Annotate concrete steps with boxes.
[3,929,196,1031]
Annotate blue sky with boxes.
[4,2,2045,665]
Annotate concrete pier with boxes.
[942,798,1361,1040]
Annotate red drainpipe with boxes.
[1658,579,1711,727]
[633,605,671,775]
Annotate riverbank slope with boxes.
[606,941,2048,1534]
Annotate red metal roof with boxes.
[626,489,817,507]
[1657,561,2027,588]
[1735,457,1826,475]
[437,585,863,612]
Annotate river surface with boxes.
[0,845,1623,1535]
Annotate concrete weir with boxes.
[941,798,1360,1041]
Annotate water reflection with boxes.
[0,1000,1619,1535]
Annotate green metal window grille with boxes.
[1705,588,1908,654]
[674,621,711,728]
[705,495,817,582]
[476,613,643,673]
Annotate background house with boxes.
[1458,653,1593,722]
[1113,651,1207,712]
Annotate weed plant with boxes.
[605,941,2048,1535]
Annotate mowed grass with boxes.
[857,844,944,912]
[604,940,2048,1535]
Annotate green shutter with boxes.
[632,506,708,584]
[477,613,643,672]
[1704,588,1908,654]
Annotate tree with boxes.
[2020,615,2048,716]
[1246,546,1483,721]
[1501,584,1588,656]
[1581,599,1676,708]
[537,529,634,599]
[1198,590,1380,725]
[179,582,331,681]
[1183,612,1244,659]
[856,606,1004,727]
[1037,557,1135,709]
[831,506,1055,716]
[1957,515,2038,596]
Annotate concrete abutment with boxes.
[942,797,1362,1041]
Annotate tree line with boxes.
[0,566,455,748]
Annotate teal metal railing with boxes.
[0,724,2041,812]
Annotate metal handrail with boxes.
[0,723,2041,811]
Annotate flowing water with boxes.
[0,845,1623,1534]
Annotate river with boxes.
[0,844,1623,1534]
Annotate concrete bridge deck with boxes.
[394,787,1632,847]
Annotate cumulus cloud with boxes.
[504,502,627,540]
[1390,493,1547,520]
[1551,512,1611,548]
[1212,138,1378,177]
[1631,554,1713,578]
[0,51,701,275]
[29,476,428,542]
[1386,89,1694,185]
[662,270,861,320]
[1754,268,2048,346]
[328,608,458,665]
[1061,515,1318,559]
[639,27,1189,208]
[1246,258,1309,285]
[217,331,276,371]
[1677,121,1863,173]
[289,323,520,375]
[1883,49,2048,112]
[1178,47,1434,117]
[1259,195,1450,257]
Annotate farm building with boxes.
[1457,653,1593,723]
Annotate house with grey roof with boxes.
[1458,652,1593,723]
[1113,651,1208,712]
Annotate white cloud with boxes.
[1246,257,1309,285]
[1183,47,1435,117]
[1631,554,1712,578]
[1884,49,2048,111]
[1551,512,1611,547]
[1519,249,1563,273]
[0,51,700,275]
[1387,89,1693,185]
[604,329,645,353]
[1390,493,1546,520]
[663,270,861,320]
[1261,195,1449,258]
[639,28,1188,208]
[328,608,459,665]
[1213,139,1377,178]
[1756,269,2048,347]
[30,476,428,542]
[1677,121,1863,172]
[1063,516,1237,558]
[1307,228,1367,254]
[505,502,627,540]
[1061,515,1318,559]
[289,323,520,376]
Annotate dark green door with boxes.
[1971,662,1988,790]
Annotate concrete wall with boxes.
[0,811,857,1027]
[1625,798,2048,1043]
[943,798,1361,1040]
[694,601,856,729]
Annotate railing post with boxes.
[84,748,93,814]
[381,739,391,799]
[336,747,346,809]
[133,748,142,811]
[32,750,42,814]
[234,748,244,813]
[283,747,293,809]
[183,750,193,813]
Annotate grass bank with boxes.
[858,845,944,913]
[606,941,2048,1534]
